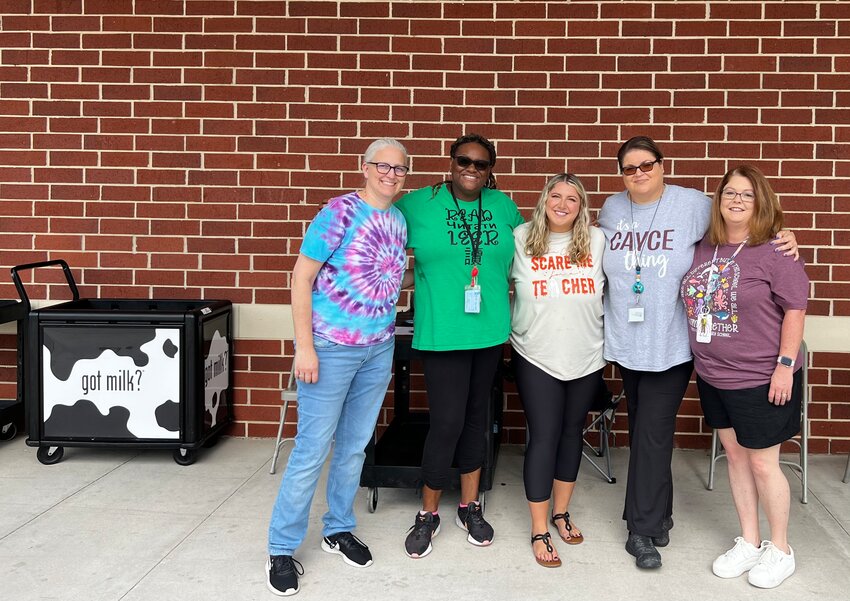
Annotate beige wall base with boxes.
[1,303,846,353]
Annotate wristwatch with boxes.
[777,355,795,368]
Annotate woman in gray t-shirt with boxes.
[597,136,797,571]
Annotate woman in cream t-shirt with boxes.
[510,173,606,568]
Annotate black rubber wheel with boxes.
[173,448,197,466]
[0,423,16,441]
[37,445,64,465]
[367,487,378,513]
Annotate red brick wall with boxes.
[1,1,848,452]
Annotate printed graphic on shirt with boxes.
[682,259,741,338]
[445,206,499,265]
[527,254,596,299]
[609,218,674,278]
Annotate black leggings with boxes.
[616,361,693,538]
[514,351,602,502]
[419,345,503,491]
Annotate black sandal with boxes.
[551,512,584,545]
[531,532,562,568]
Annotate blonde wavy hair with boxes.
[524,173,592,261]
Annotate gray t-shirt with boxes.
[598,184,711,371]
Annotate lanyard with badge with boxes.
[449,184,483,314]
[696,238,748,343]
[627,190,663,323]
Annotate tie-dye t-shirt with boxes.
[299,192,408,346]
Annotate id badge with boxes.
[628,307,644,322]
[464,285,481,313]
[696,313,713,343]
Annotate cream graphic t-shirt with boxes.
[510,223,606,381]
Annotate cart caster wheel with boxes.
[37,445,64,465]
[173,448,197,466]
[609,477,617,484]
[367,487,378,513]
[0,423,16,441]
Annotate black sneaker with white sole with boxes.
[404,511,441,558]
[456,501,494,546]
[321,531,373,567]
[266,555,303,596]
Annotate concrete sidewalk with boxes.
[0,436,848,601]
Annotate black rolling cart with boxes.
[0,299,27,442]
[359,333,504,512]
[12,259,233,466]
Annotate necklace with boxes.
[628,185,665,296]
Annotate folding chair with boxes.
[269,370,297,475]
[581,383,625,484]
[707,340,809,503]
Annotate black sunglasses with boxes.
[454,155,491,171]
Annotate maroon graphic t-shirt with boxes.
[681,237,809,389]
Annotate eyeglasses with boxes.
[366,162,409,176]
[721,189,756,203]
[621,159,660,176]
[454,155,492,171]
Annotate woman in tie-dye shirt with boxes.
[266,139,408,596]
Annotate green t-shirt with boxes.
[396,184,524,351]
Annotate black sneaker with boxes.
[404,511,441,558]
[321,531,373,568]
[626,533,662,569]
[652,516,674,547]
[455,501,494,546]
[266,555,303,596]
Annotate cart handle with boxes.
[10,259,80,311]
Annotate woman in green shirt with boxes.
[396,134,523,559]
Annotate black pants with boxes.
[616,360,693,538]
[514,351,602,502]
[419,345,502,491]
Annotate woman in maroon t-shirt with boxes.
[680,165,808,590]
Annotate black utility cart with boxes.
[0,298,27,442]
[12,260,234,466]
[359,330,504,513]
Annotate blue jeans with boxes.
[268,336,394,555]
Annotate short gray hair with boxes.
[363,138,409,165]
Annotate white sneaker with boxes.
[712,537,764,578]
[748,541,795,589]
